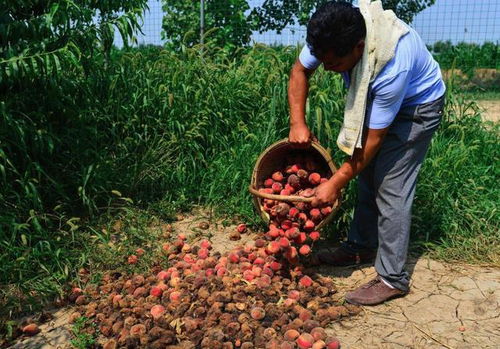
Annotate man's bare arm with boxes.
[288,59,316,146]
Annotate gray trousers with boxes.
[346,95,445,292]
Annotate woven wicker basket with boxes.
[248,139,340,230]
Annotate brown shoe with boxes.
[317,245,376,266]
[345,277,407,306]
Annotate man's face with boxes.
[319,40,365,73]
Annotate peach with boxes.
[309,231,320,241]
[308,173,321,185]
[295,232,307,245]
[299,275,313,288]
[320,206,332,216]
[260,188,274,194]
[298,212,308,222]
[262,267,274,277]
[228,253,240,264]
[311,328,327,341]
[284,329,300,341]
[287,174,300,188]
[169,291,181,302]
[130,324,146,337]
[304,220,315,231]
[269,261,282,271]
[284,298,296,307]
[300,188,315,197]
[127,255,138,264]
[299,309,313,322]
[272,171,284,182]
[250,307,266,320]
[135,248,145,256]
[198,248,209,259]
[272,182,283,193]
[251,266,262,277]
[237,224,247,233]
[216,267,227,277]
[297,169,309,180]
[281,220,292,230]
[280,189,292,196]
[22,324,40,336]
[325,337,340,349]
[284,183,296,193]
[181,243,192,253]
[150,286,162,297]
[288,290,300,300]
[161,243,170,252]
[150,305,165,319]
[275,203,291,217]
[309,208,321,222]
[178,233,187,240]
[157,270,170,281]
[205,268,215,276]
[285,246,298,259]
[288,207,299,218]
[279,237,291,249]
[299,245,311,255]
[200,239,212,249]
[243,270,255,281]
[253,257,265,265]
[297,333,314,349]
[312,340,326,349]
[264,178,274,187]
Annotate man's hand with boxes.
[311,178,341,208]
[288,123,317,148]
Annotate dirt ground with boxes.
[10,211,500,349]
[477,99,500,123]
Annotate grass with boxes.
[0,43,498,331]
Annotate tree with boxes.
[250,0,436,33]
[0,0,148,83]
[162,0,252,51]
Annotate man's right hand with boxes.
[288,123,316,148]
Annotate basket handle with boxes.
[248,185,314,203]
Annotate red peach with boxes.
[299,309,313,322]
[279,237,291,249]
[309,231,320,241]
[150,286,162,297]
[299,245,311,255]
[285,246,298,259]
[260,188,274,194]
[178,233,187,240]
[300,188,315,197]
[325,337,340,349]
[169,291,181,302]
[264,178,274,187]
[286,227,300,239]
[205,268,215,276]
[320,206,332,216]
[288,290,300,300]
[252,266,262,277]
[135,248,145,256]
[281,220,293,230]
[309,173,321,185]
[250,307,266,320]
[284,183,296,193]
[198,248,209,259]
[284,298,296,307]
[157,270,170,281]
[272,171,284,182]
[200,239,212,249]
[243,270,255,281]
[262,267,274,277]
[312,340,326,349]
[288,207,299,218]
[309,208,322,222]
[269,261,282,271]
[304,220,315,231]
[298,213,308,222]
[150,305,165,319]
[22,324,40,336]
[228,253,240,264]
[272,182,283,193]
[237,224,247,233]
[267,241,280,254]
[255,239,266,248]
[162,243,170,252]
[127,255,138,264]
[253,257,265,265]
[216,267,227,277]
[280,189,292,196]
[295,232,307,245]
[299,275,313,288]
[297,333,314,349]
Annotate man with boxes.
[288,1,445,305]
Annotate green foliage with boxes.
[250,0,436,32]
[0,0,148,83]
[162,0,252,51]
[70,316,98,349]
[429,41,500,72]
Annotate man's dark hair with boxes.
[306,1,366,58]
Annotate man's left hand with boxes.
[311,179,341,207]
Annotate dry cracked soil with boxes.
[10,211,500,349]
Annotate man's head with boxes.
[306,1,366,72]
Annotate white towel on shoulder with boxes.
[336,0,409,156]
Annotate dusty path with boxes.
[10,213,500,348]
[477,99,500,123]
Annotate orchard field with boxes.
[1,1,499,348]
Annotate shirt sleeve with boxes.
[299,44,322,70]
[366,70,411,129]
